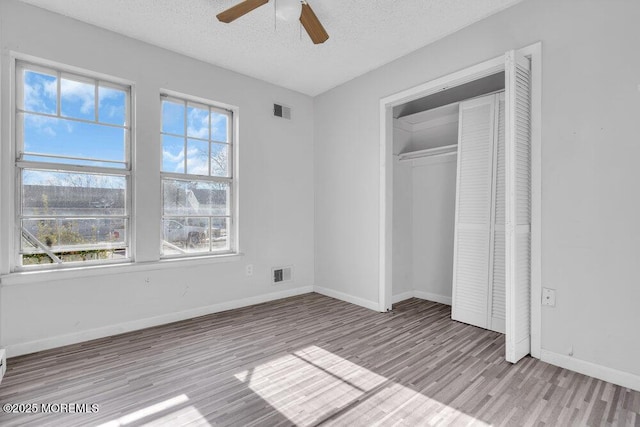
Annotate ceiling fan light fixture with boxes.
[275,0,302,22]
[216,0,328,45]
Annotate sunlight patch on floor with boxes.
[97,394,210,427]
[139,405,212,426]
[234,345,489,426]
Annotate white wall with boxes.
[314,0,640,382]
[409,122,458,152]
[0,0,314,356]
[391,126,413,299]
[412,156,457,304]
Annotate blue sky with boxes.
[161,99,229,176]
[22,70,231,186]
[23,70,126,167]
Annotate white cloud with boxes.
[163,147,208,174]
[163,144,227,176]
[42,127,57,137]
[24,114,73,137]
[211,112,229,141]
[211,113,227,127]
[25,76,123,118]
[23,72,119,120]
[163,148,185,164]
[187,108,209,139]
[43,79,57,98]
[186,147,208,175]
[60,79,95,115]
[102,104,123,120]
[99,87,125,120]
[23,74,56,113]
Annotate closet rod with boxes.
[397,144,457,162]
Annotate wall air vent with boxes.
[273,103,291,120]
[272,266,293,284]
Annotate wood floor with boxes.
[0,294,638,426]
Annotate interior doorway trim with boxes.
[378,42,542,359]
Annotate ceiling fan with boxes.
[216,0,329,44]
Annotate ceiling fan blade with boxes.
[300,2,329,44]
[217,0,270,23]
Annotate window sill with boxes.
[0,253,244,287]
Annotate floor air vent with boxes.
[273,103,291,120]
[272,266,293,284]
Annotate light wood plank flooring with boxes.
[0,294,638,426]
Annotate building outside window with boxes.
[160,94,234,257]
[15,61,131,269]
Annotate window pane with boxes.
[160,95,234,258]
[61,77,95,121]
[162,99,185,135]
[22,113,126,164]
[210,143,229,177]
[17,63,131,269]
[22,169,126,216]
[211,217,230,252]
[163,179,191,216]
[208,182,230,216]
[162,135,185,173]
[211,111,229,142]
[21,218,127,265]
[99,86,126,125]
[22,70,57,114]
[187,104,209,140]
[22,218,126,247]
[162,217,210,255]
[186,139,209,175]
[163,179,229,216]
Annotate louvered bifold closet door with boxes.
[505,51,532,363]
[452,95,497,329]
[490,93,506,333]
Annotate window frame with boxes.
[160,92,237,259]
[14,60,133,271]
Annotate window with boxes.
[160,95,234,257]
[16,62,131,268]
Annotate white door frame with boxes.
[378,42,542,359]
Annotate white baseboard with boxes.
[541,350,640,392]
[392,291,414,304]
[414,291,452,306]
[313,286,380,311]
[7,286,314,357]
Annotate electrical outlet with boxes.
[246,264,253,276]
[542,288,556,307]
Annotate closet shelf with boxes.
[397,144,457,162]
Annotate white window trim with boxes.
[159,90,239,259]
[0,253,245,287]
[13,59,133,272]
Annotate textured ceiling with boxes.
[19,0,523,96]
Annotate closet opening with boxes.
[379,45,542,363]
[391,73,505,326]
